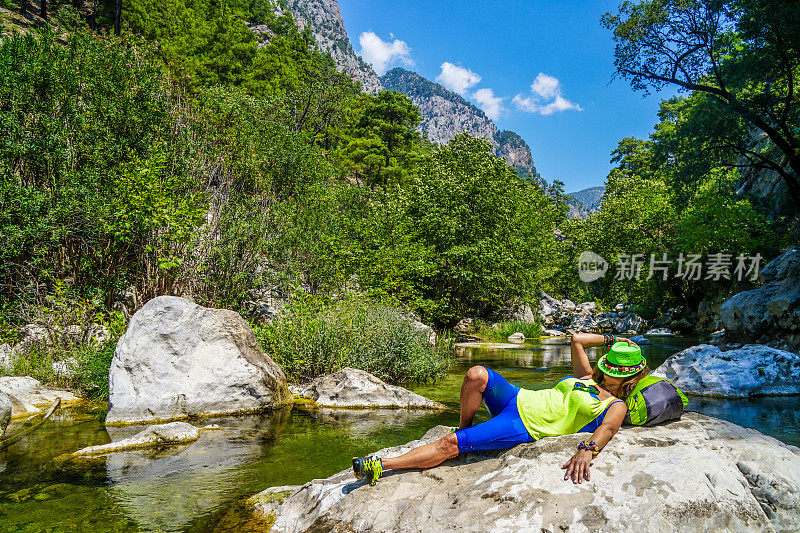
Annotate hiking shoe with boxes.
[352,456,383,486]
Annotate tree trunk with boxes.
[40,0,47,20]
[114,0,122,35]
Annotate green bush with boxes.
[476,320,543,340]
[256,293,451,384]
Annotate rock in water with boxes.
[0,390,11,436]
[68,422,200,457]
[0,376,80,417]
[720,247,800,347]
[507,332,525,341]
[653,344,800,397]
[298,368,446,410]
[106,296,292,425]
[252,413,800,532]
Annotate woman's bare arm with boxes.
[562,401,627,483]
[569,333,604,378]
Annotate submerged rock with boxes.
[106,296,292,426]
[629,335,650,345]
[297,368,446,410]
[253,413,800,532]
[68,422,200,458]
[653,344,800,397]
[0,376,80,417]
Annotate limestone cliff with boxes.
[274,0,382,94]
[382,68,544,186]
[567,185,605,219]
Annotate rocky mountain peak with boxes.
[275,0,383,94]
[382,68,544,186]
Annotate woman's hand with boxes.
[562,449,593,484]
[615,336,638,346]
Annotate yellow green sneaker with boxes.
[352,456,383,486]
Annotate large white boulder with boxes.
[653,344,800,397]
[106,296,292,426]
[251,413,800,532]
[297,368,446,410]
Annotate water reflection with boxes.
[104,410,290,532]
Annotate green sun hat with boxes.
[597,341,647,377]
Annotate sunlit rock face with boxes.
[653,343,800,397]
[106,296,292,426]
[265,0,383,94]
[253,413,800,532]
[0,390,11,436]
[297,368,447,410]
[381,68,545,187]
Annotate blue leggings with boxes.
[454,367,534,453]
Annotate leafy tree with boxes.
[337,91,422,188]
[602,0,800,212]
[393,134,560,325]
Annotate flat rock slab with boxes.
[654,343,800,397]
[0,376,80,418]
[298,368,446,410]
[106,296,292,426]
[68,422,200,458]
[252,413,800,532]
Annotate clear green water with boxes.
[1,336,798,532]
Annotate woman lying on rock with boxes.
[353,334,648,485]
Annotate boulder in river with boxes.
[507,332,525,341]
[250,413,800,532]
[720,246,800,349]
[0,376,80,417]
[106,296,292,426]
[68,422,200,458]
[653,344,800,397]
[296,368,446,410]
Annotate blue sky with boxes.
[337,0,678,192]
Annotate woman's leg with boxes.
[381,400,533,471]
[381,433,459,470]
[459,366,489,429]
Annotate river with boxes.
[1,335,798,531]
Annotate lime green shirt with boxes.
[516,377,619,440]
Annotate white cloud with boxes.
[435,62,482,95]
[513,73,582,115]
[358,31,413,75]
[473,88,505,120]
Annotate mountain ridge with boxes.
[382,68,544,186]
[273,1,544,187]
